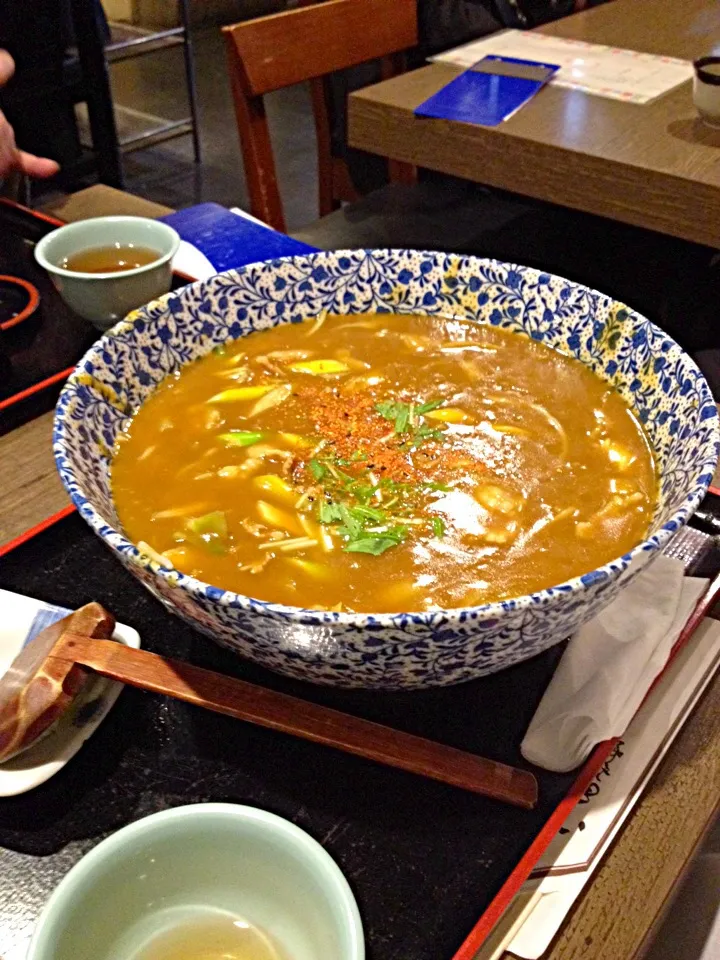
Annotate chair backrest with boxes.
[223,0,418,232]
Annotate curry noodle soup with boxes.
[112,313,657,613]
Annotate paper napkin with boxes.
[521,556,708,772]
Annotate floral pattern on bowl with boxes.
[53,251,719,689]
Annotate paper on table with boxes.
[521,558,706,772]
[433,30,693,104]
[473,615,720,960]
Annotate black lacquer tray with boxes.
[0,512,585,960]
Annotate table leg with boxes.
[69,0,124,188]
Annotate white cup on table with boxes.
[693,57,720,128]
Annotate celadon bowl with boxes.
[26,803,364,960]
[34,216,180,331]
[53,250,719,689]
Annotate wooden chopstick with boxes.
[52,633,538,809]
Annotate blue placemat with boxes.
[160,202,317,272]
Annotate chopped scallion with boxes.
[186,510,228,538]
[219,430,264,447]
[416,398,444,415]
[350,504,386,523]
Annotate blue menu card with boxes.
[160,202,317,273]
[415,55,560,127]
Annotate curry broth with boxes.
[111,313,656,613]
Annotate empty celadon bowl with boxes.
[26,803,364,960]
[34,216,180,331]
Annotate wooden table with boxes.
[349,0,720,249]
[2,185,719,960]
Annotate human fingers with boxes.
[17,150,60,178]
[0,51,15,87]
[0,110,18,177]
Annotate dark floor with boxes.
[110,26,318,229]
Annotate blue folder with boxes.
[415,55,560,127]
[160,202,317,272]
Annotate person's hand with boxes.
[0,50,60,179]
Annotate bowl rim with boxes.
[26,802,365,960]
[34,216,181,282]
[53,250,720,626]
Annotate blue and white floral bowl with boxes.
[53,251,719,689]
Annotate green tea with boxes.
[60,244,160,274]
[133,913,284,960]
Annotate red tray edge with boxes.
[452,738,617,960]
[453,551,720,957]
[0,504,76,559]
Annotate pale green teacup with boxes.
[26,803,365,960]
[34,216,180,331]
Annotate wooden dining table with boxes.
[347,0,720,956]
[1,184,720,960]
[348,0,720,249]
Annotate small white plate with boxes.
[0,588,140,796]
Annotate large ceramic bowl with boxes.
[53,251,719,689]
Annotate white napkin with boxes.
[170,210,269,282]
[521,556,708,773]
[171,239,216,281]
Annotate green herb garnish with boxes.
[395,406,410,434]
[345,525,408,555]
[375,400,402,421]
[345,537,398,556]
[375,397,445,443]
[336,503,363,539]
[347,482,375,503]
[403,424,445,450]
[319,502,344,523]
[309,459,327,481]
[306,398,451,557]
[374,400,413,434]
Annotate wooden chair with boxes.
[223,0,417,233]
